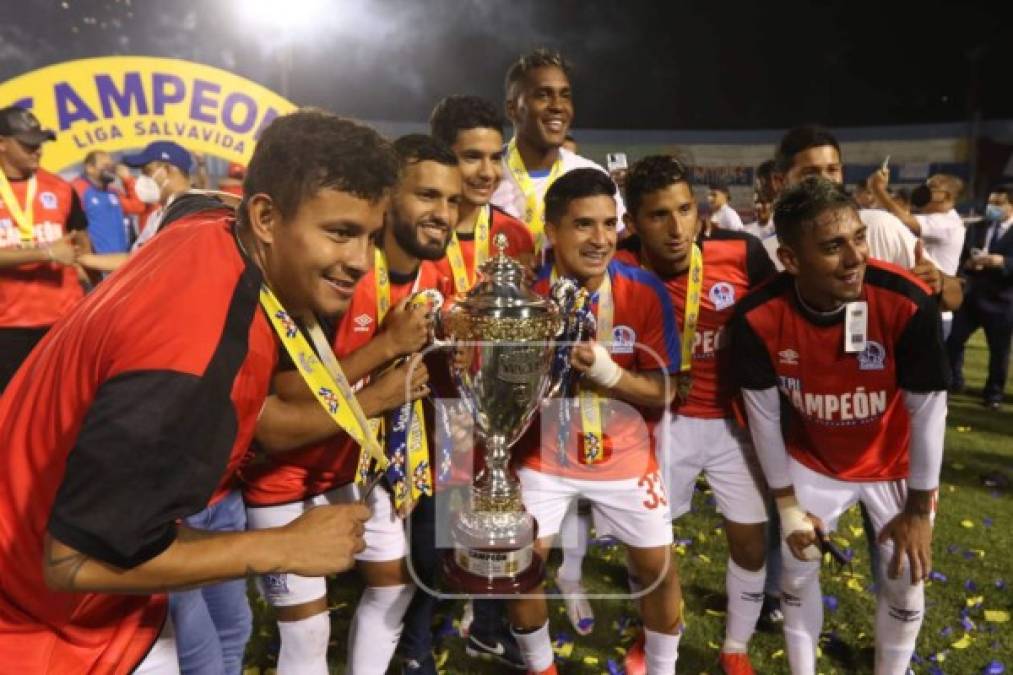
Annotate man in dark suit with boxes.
[947,185,1013,409]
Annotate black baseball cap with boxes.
[0,106,56,145]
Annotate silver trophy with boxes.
[436,234,568,593]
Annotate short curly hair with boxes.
[504,48,572,101]
[429,95,504,147]
[773,177,856,246]
[625,155,692,217]
[242,108,399,222]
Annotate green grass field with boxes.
[244,333,1011,674]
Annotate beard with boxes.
[391,216,448,261]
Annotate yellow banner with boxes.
[0,56,296,172]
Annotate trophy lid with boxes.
[454,233,554,316]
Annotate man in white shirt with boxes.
[869,172,966,277]
[491,48,625,252]
[743,191,775,240]
[708,182,744,231]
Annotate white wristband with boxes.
[585,343,623,388]
[776,495,821,561]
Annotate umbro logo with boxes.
[778,348,799,365]
[353,313,373,332]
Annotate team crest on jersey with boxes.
[610,325,636,354]
[353,313,373,332]
[109,193,119,205]
[778,348,799,365]
[262,573,289,595]
[40,191,58,210]
[709,282,736,311]
[857,341,886,371]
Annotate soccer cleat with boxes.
[624,631,646,675]
[719,650,756,675]
[557,576,595,635]
[466,631,527,670]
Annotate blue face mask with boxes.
[985,204,1005,222]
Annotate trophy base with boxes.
[442,549,545,594]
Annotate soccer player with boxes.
[243,134,460,674]
[0,105,87,391]
[771,124,962,311]
[708,182,745,232]
[730,178,948,675]
[492,49,625,252]
[615,156,776,675]
[0,109,393,673]
[509,168,682,675]
[72,150,131,256]
[430,94,535,289]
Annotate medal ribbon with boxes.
[681,244,703,372]
[506,138,563,254]
[370,249,433,510]
[260,285,387,474]
[552,268,613,465]
[0,171,37,244]
[445,204,491,293]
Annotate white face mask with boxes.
[134,167,167,205]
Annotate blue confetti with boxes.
[947,544,960,554]
[965,579,978,591]
[961,615,976,632]
[940,626,953,637]
[929,571,948,582]
[823,595,839,612]
[607,659,622,675]
[983,517,993,528]
[983,660,1005,674]
[996,579,1006,590]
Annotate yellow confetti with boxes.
[966,595,984,607]
[961,519,974,528]
[698,554,712,564]
[970,548,986,558]
[704,609,725,617]
[675,545,687,556]
[707,640,721,649]
[948,485,956,493]
[434,650,449,668]
[582,656,599,665]
[935,651,946,663]
[834,537,850,548]
[243,668,261,675]
[552,640,574,659]
[615,647,627,656]
[771,649,785,659]
[849,525,864,538]
[985,610,1010,623]
[816,646,823,658]
[955,425,971,432]
[698,533,708,543]
[951,633,973,649]
[847,578,864,592]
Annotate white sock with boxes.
[346,584,415,674]
[510,621,554,672]
[874,543,924,675]
[723,559,766,652]
[644,627,681,675]
[779,541,822,675]
[558,507,590,582]
[277,612,330,675]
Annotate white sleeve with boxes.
[742,386,792,489]
[726,207,744,231]
[903,390,947,490]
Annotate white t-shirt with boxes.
[711,203,744,231]
[743,220,775,240]
[491,146,626,231]
[914,209,965,276]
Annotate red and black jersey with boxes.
[0,169,88,328]
[242,260,452,507]
[431,205,535,287]
[616,230,775,418]
[729,259,948,482]
[0,210,277,674]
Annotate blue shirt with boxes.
[72,177,129,254]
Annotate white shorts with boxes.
[789,458,927,534]
[516,466,673,549]
[245,484,406,607]
[132,616,179,674]
[658,414,767,524]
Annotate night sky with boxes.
[1,0,1009,130]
